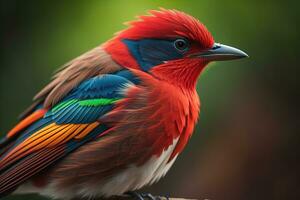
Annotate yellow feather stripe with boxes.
[74,122,100,139]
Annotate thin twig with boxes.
[71,195,196,200]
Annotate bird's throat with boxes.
[150,59,208,90]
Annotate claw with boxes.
[126,191,144,200]
[126,191,159,200]
[141,193,157,200]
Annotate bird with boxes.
[0,8,248,200]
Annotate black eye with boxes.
[174,39,189,52]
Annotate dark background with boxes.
[0,0,299,200]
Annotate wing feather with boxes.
[18,47,122,119]
[0,146,66,196]
[0,74,134,196]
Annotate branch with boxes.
[72,195,196,200]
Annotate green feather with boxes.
[52,98,120,113]
[79,98,120,106]
[52,99,77,113]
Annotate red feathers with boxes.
[101,69,200,162]
[104,8,214,70]
[119,8,214,48]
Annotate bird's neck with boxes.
[103,39,140,70]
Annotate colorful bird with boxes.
[0,9,247,200]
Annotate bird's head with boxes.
[104,8,248,89]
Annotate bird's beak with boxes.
[191,43,248,61]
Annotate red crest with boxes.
[118,8,214,49]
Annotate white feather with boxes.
[15,137,179,199]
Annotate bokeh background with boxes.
[1,0,299,200]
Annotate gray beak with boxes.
[191,43,248,61]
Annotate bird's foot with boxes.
[126,191,144,200]
[141,193,157,200]
[126,191,164,200]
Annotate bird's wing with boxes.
[19,46,122,119]
[0,74,134,195]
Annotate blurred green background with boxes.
[0,0,299,200]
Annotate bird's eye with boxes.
[174,39,189,52]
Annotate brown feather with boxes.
[0,145,65,195]
[20,46,122,119]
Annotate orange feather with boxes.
[0,122,100,170]
[7,109,47,139]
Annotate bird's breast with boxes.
[110,72,200,162]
